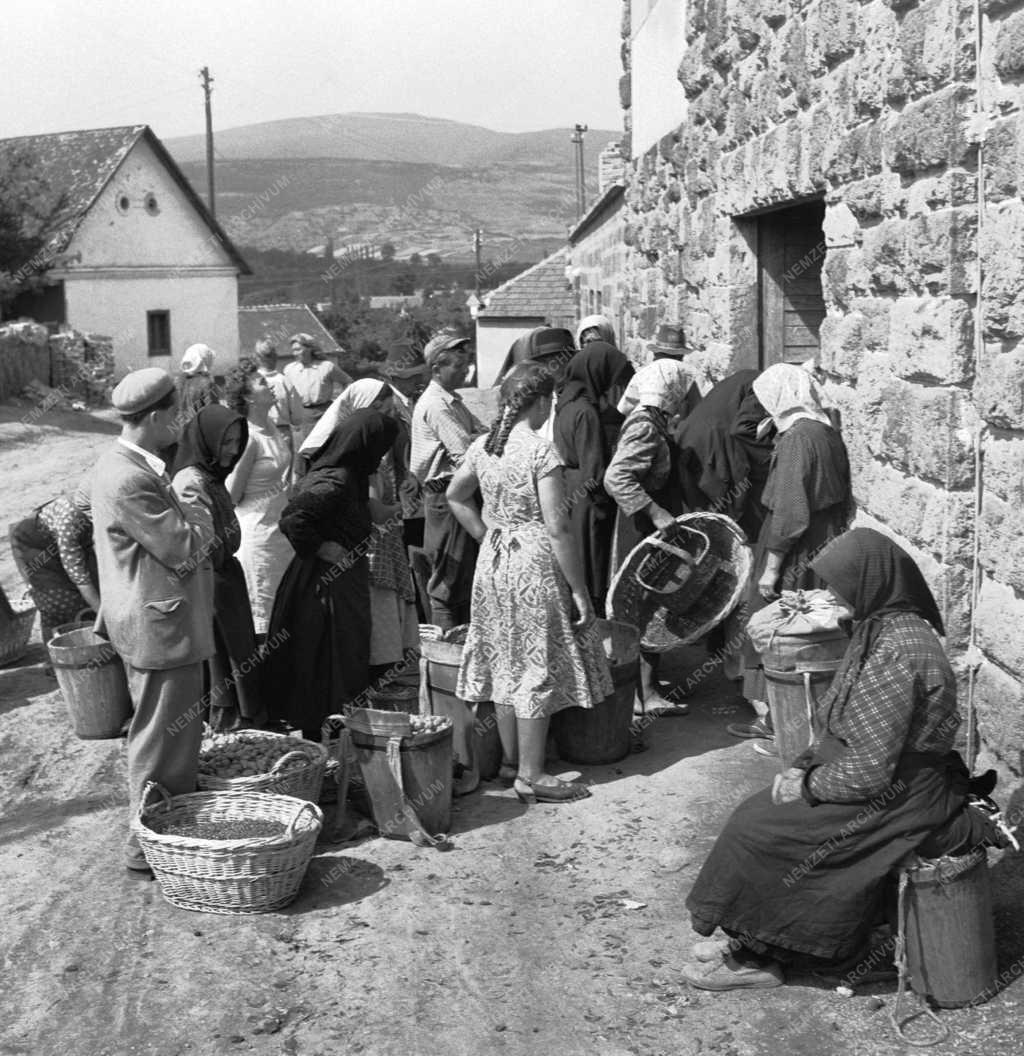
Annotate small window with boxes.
[144,193,159,215]
[146,310,171,357]
[117,194,130,213]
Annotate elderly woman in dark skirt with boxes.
[173,404,261,730]
[552,343,634,617]
[265,409,400,739]
[683,529,1005,990]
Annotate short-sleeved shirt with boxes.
[283,359,350,407]
[259,368,304,431]
[410,379,485,484]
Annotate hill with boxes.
[165,112,620,262]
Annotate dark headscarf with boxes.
[810,528,945,722]
[559,342,634,406]
[305,409,399,499]
[173,404,248,481]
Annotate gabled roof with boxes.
[477,247,574,320]
[0,124,250,274]
[238,304,342,355]
[569,183,625,245]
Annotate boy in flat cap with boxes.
[91,368,217,873]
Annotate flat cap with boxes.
[111,367,175,414]
[423,331,471,368]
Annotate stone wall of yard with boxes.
[618,0,1024,782]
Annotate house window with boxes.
[147,310,171,357]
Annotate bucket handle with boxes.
[384,735,448,848]
[890,869,951,1047]
[285,801,321,841]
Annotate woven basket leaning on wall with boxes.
[0,601,36,667]
[132,782,323,914]
[196,730,328,804]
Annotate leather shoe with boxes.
[682,955,784,991]
[514,777,591,804]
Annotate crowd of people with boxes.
[7,314,1009,995]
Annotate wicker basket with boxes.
[196,730,328,803]
[132,783,323,914]
[0,601,36,667]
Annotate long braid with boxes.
[483,361,555,458]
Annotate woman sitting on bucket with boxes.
[683,528,1009,990]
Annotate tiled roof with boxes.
[0,124,250,274]
[238,304,342,355]
[477,248,574,319]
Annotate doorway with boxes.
[757,200,826,367]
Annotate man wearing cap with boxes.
[381,342,430,550]
[282,332,352,448]
[501,327,576,442]
[91,368,217,873]
[254,338,303,480]
[410,331,486,629]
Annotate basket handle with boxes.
[635,539,699,594]
[138,780,172,818]
[285,800,320,841]
[270,749,313,775]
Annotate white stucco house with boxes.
[1,124,250,376]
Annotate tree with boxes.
[0,147,66,313]
[426,252,442,268]
[391,269,416,295]
[409,252,422,267]
[379,242,396,262]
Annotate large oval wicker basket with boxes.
[196,730,327,803]
[132,783,323,914]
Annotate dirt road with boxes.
[2,404,1024,1056]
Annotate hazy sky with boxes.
[2,0,625,140]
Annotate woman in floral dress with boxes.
[448,362,613,804]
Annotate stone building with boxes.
[613,0,1024,784]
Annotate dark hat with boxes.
[111,367,175,414]
[650,323,689,356]
[525,327,574,363]
[382,341,428,379]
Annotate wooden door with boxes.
[758,201,826,367]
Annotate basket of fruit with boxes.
[132,782,323,914]
[197,730,328,804]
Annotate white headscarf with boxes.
[299,378,391,456]
[617,359,695,417]
[574,314,616,348]
[752,363,832,434]
[180,343,215,377]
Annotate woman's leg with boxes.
[495,703,518,769]
[516,716,550,783]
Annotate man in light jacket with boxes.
[91,368,217,873]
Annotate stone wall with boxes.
[0,322,50,400]
[618,0,1024,782]
[49,329,116,404]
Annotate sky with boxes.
[1,0,625,140]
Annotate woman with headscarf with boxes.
[682,528,1007,991]
[448,362,611,803]
[223,359,293,638]
[737,363,853,745]
[604,359,697,715]
[266,409,400,738]
[172,404,260,730]
[301,378,418,687]
[552,344,634,616]
[175,343,221,422]
[574,314,618,349]
[9,484,99,646]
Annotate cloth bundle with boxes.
[746,588,848,654]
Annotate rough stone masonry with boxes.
[616,0,1024,786]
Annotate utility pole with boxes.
[199,66,215,218]
[473,228,482,301]
[571,123,588,220]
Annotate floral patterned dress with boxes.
[456,423,614,719]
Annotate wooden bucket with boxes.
[419,637,501,781]
[347,720,452,841]
[761,631,848,770]
[904,849,998,1008]
[48,627,132,739]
